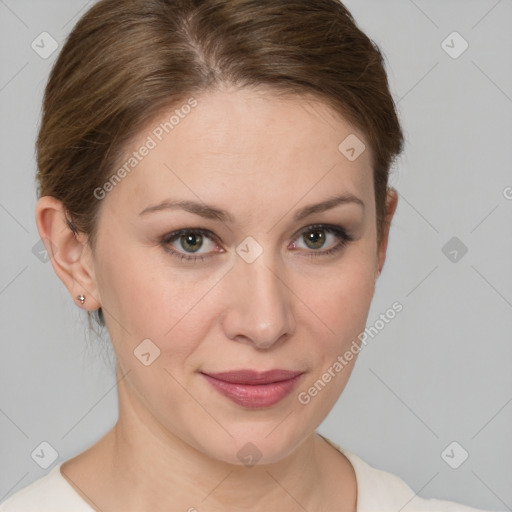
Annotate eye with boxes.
[291,224,354,258]
[161,228,221,262]
[160,224,354,263]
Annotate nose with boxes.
[221,251,295,350]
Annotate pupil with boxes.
[305,230,324,249]
[182,232,202,252]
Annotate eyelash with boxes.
[160,224,354,263]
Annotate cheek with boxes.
[297,249,376,346]
[292,256,375,415]
[95,243,224,363]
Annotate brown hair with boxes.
[36,0,404,327]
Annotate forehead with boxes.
[104,87,374,218]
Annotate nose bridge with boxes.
[222,244,294,348]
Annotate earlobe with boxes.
[35,196,101,311]
[375,187,399,279]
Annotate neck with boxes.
[62,375,356,511]
[110,393,326,511]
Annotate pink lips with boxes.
[200,369,304,408]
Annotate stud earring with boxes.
[76,294,86,305]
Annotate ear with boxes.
[35,196,101,311]
[375,187,399,280]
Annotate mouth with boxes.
[200,369,304,408]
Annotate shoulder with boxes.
[319,435,493,512]
[0,462,93,512]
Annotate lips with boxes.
[200,369,304,408]
[202,369,303,385]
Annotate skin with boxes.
[36,86,398,512]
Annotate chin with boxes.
[196,423,311,468]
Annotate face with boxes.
[87,87,385,465]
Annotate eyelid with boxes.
[292,223,351,242]
[290,223,354,256]
[161,227,222,254]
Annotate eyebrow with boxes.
[139,193,364,223]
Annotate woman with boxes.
[0,0,494,510]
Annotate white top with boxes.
[0,435,493,512]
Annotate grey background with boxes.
[0,0,511,510]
